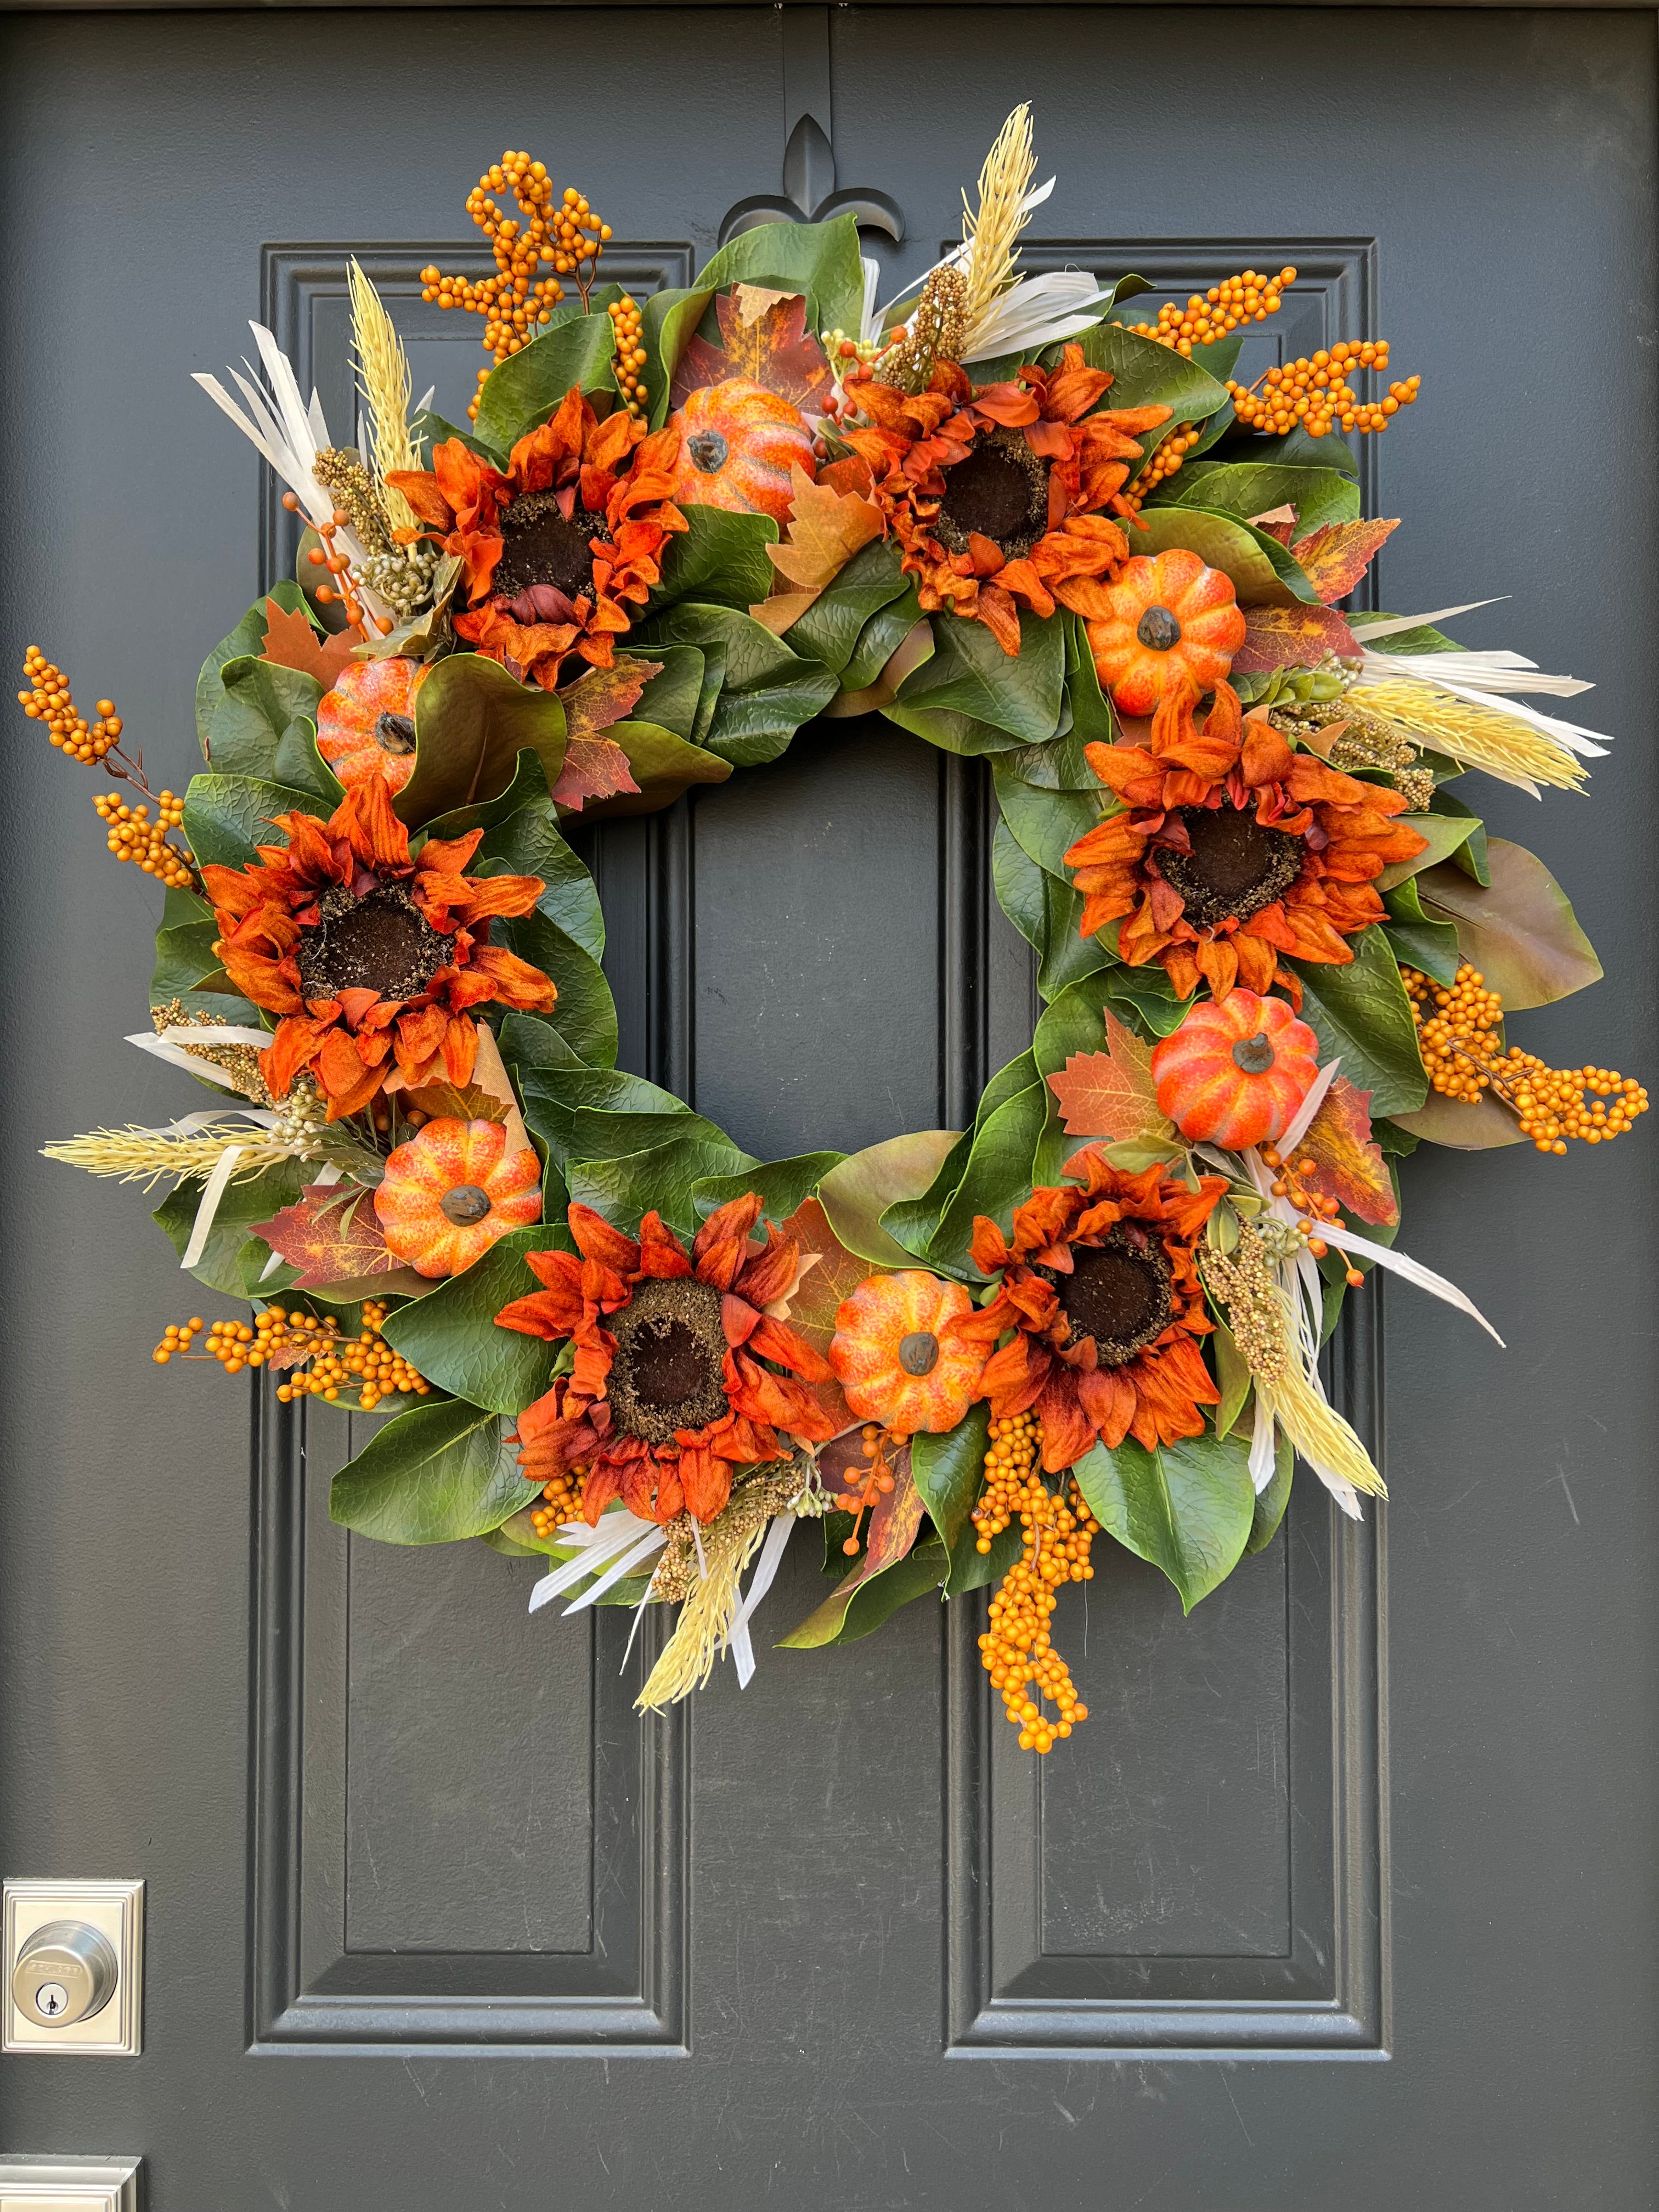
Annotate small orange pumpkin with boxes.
[665,379,816,524]
[1150,990,1321,1150]
[315,657,426,795]
[829,1270,987,1436]
[374,1117,541,1277]
[1086,548,1247,716]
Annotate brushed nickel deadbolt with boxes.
[2,1880,143,2055]
[10,1920,120,2028]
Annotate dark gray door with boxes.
[3,8,1655,2206]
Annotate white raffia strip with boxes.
[128,1031,251,1090]
[1246,1400,1279,1495]
[562,1526,669,1615]
[156,1024,274,1049]
[527,1510,664,1616]
[726,1513,796,1688]
[180,1146,244,1267]
[1278,1058,1342,1156]
[1345,600,1504,644]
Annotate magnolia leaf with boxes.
[1124,506,1321,608]
[818,1130,963,1269]
[259,596,357,690]
[1392,1087,1526,1150]
[751,465,884,635]
[252,1182,401,1294]
[330,1400,533,1545]
[1074,1428,1256,1613]
[910,1402,992,1565]
[1232,602,1360,674]
[1291,517,1400,606]
[670,291,832,413]
[1297,1075,1398,1228]
[1415,838,1602,1011]
[1046,1013,1173,1143]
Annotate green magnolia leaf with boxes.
[1060,609,1115,748]
[396,653,566,827]
[817,1130,964,1268]
[520,1066,690,1170]
[838,583,924,696]
[1212,1319,1252,1442]
[182,774,332,870]
[992,763,1103,881]
[703,677,839,766]
[989,822,1114,1003]
[498,1009,585,1081]
[648,507,778,613]
[330,1400,538,1544]
[150,884,246,1007]
[911,1403,990,1557]
[1073,321,1230,425]
[472,313,620,454]
[888,608,1064,744]
[1290,929,1427,1117]
[1223,426,1359,479]
[1375,810,1479,891]
[634,646,706,742]
[153,1160,308,1297]
[1416,838,1602,1009]
[640,600,803,691]
[1392,1086,1526,1150]
[568,1133,757,1242]
[1381,876,1462,985]
[690,215,867,346]
[1074,1427,1256,1613]
[641,286,713,427]
[195,582,312,752]
[1032,978,1107,1080]
[905,1080,1049,1282]
[411,749,551,843]
[206,654,326,783]
[692,1151,845,1222]
[778,1538,946,1649]
[472,795,606,962]
[1246,1431,1294,1554]
[568,1107,738,1162]
[1430,785,1490,885]
[576,719,734,816]
[785,539,911,675]
[1125,506,1321,608]
[410,404,504,469]
[272,717,346,805]
[1101,960,1194,1040]
[380,1225,566,1416]
[1150,460,1360,533]
[498,911,618,1068]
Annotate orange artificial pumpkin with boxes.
[829,1270,987,1436]
[1150,989,1321,1150]
[374,1117,541,1278]
[665,379,816,524]
[1086,548,1247,716]
[315,657,426,795]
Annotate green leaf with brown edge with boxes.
[1073,1427,1256,1613]
[1290,928,1427,1118]
[690,215,867,350]
[1061,607,1116,748]
[991,763,1105,882]
[691,1152,845,1224]
[1415,837,1602,1010]
[1391,1086,1526,1150]
[1211,1317,1252,1441]
[330,1398,537,1545]
[905,1079,1049,1283]
[196,580,312,753]
[1150,460,1361,534]
[633,646,705,743]
[838,581,924,696]
[1124,506,1322,608]
[777,1436,934,1648]
[818,1130,964,1268]
[641,285,713,428]
[395,652,566,827]
[472,311,622,454]
[206,654,326,783]
[1071,320,1231,426]
[1381,876,1462,985]
[567,1132,756,1243]
[380,1223,568,1417]
[1431,785,1489,884]
[911,1402,990,1559]
[784,538,911,676]
[1246,1430,1294,1554]
[1375,810,1479,891]
[496,910,618,1069]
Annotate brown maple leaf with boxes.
[1231,602,1361,674]
[549,736,641,812]
[260,596,358,690]
[1046,1013,1172,1143]
[669,291,832,413]
[750,465,884,635]
[253,1181,402,1292]
[1290,518,1400,606]
[1297,1076,1397,1228]
[1247,502,1300,547]
[548,654,663,812]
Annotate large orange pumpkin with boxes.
[315,657,425,795]
[1086,548,1246,716]
[374,1117,541,1277]
[829,1270,986,1436]
[1150,990,1321,1149]
[665,379,816,524]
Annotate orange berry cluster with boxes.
[837,1422,901,1555]
[1403,963,1649,1154]
[1258,1142,1365,1288]
[1131,266,1296,356]
[529,1462,588,1541]
[972,1412,1096,1754]
[19,648,122,763]
[420,155,612,416]
[94,789,194,890]
[285,492,390,636]
[1123,421,1202,512]
[1228,342,1419,438]
[153,1300,429,1409]
[608,295,648,419]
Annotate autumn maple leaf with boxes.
[1290,518,1400,607]
[253,1182,403,1291]
[749,465,884,636]
[669,289,832,413]
[1046,1013,1173,1144]
[766,1194,870,1435]
[260,596,358,690]
[1297,1076,1398,1227]
[549,653,663,812]
[1231,602,1361,674]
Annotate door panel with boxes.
[2,8,1655,2207]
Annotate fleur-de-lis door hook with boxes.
[716,6,904,246]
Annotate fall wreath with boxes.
[38,116,1644,1746]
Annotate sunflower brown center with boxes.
[494,490,600,601]
[1043,1226,1174,1369]
[296,882,447,1006]
[934,427,1049,561]
[899,1330,940,1376]
[1157,802,1305,929]
[440,1184,492,1226]
[606,1276,730,1446]
[373,710,416,757]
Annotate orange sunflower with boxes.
[838,346,1172,654]
[1062,682,1429,1003]
[497,1195,838,1527]
[200,777,557,1119]
[388,387,686,692]
[955,1149,1227,1475]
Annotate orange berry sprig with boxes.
[529,1464,588,1541]
[152,1300,430,1411]
[20,647,123,762]
[838,1421,900,1555]
[1228,341,1419,439]
[1130,266,1297,357]
[607,294,647,420]
[1403,963,1649,1154]
[282,490,389,637]
[420,155,613,419]
[94,789,194,890]
[1121,421,1203,514]
[972,1412,1096,1754]
[1257,1143,1367,1289]
[20,648,202,891]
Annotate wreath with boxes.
[38,114,1645,1748]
